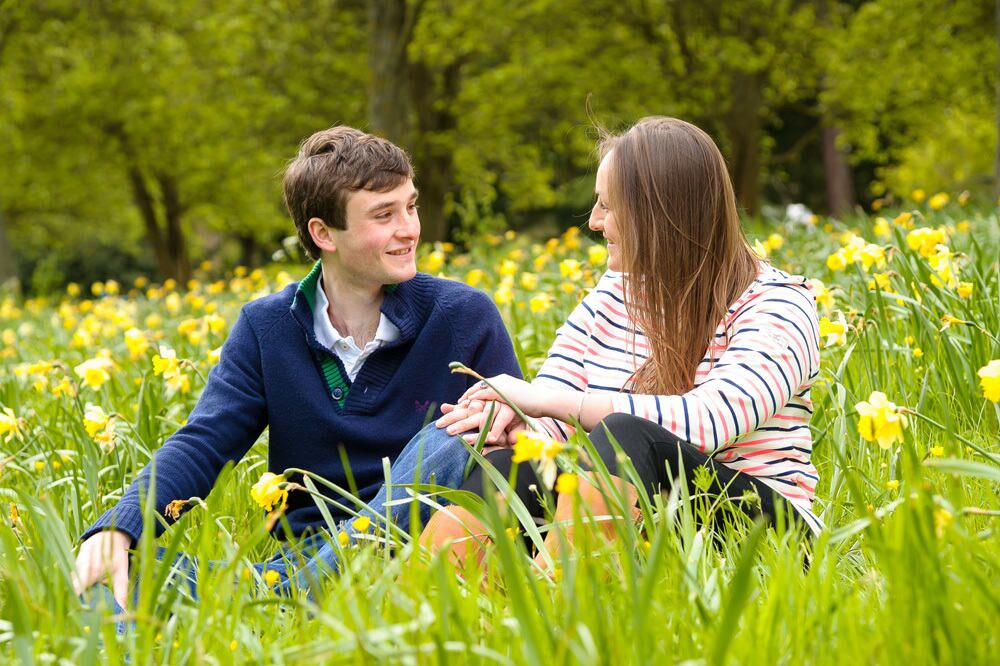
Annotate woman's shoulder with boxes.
[727,262,816,318]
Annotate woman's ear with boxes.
[307,217,337,254]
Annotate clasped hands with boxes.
[436,374,548,446]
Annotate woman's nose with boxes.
[588,209,604,232]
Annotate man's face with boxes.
[332,179,420,287]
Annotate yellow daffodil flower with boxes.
[855,391,908,448]
[927,192,949,210]
[977,360,1000,402]
[818,314,847,347]
[73,357,114,390]
[555,472,578,494]
[250,472,288,512]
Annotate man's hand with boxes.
[72,529,131,609]
[438,400,522,444]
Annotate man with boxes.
[73,126,520,605]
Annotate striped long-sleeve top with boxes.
[534,262,823,533]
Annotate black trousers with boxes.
[459,413,798,526]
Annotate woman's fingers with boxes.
[486,404,517,444]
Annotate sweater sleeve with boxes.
[81,306,269,543]
[460,290,523,383]
[610,283,820,455]
[530,288,603,441]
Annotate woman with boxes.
[422,117,822,561]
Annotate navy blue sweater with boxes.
[83,264,520,542]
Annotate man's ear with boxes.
[307,217,337,253]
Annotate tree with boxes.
[0,1,367,285]
[823,0,997,196]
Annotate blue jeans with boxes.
[267,422,469,595]
[88,423,469,622]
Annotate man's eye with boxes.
[408,203,419,212]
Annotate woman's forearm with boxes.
[540,389,615,432]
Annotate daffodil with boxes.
[351,515,371,533]
[927,192,949,210]
[957,282,974,298]
[855,391,907,448]
[559,259,583,281]
[520,272,539,290]
[464,269,485,288]
[977,360,1000,402]
[893,212,914,229]
[82,404,110,439]
[153,347,180,376]
[0,407,21,443]
[529,293,552,314]
[906,227,948,258]
[493,278,514,306]
[910,188,926,202]
[826,250,847,272]
[555,472,578,494]
[809,279,834,311]
[872,217,891,239]
[858,244,886,271]
[512,431,565,487]
[421,250,445,273]
[927,246,959,288]
[818,314,847,347]
[262,569,281,587]
[587,244,608,265]
[498,260,518,277]
[124,328,149,360]
[74,357,114,390]
[752,239,769,258]
[250,472,288,512]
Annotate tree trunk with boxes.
[127,165,173,280]
[821,124,855,216]
[995,0,1000,197]
[0,206,17,286]
[726,72,764,215]
[368,0,419,144]
[159,173,190,285]
[410,61,459,242]
[239,234,258,267]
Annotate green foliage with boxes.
[0,203,997,662]
[823,0,997,194]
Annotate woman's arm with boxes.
[463,281,819,454]
[607,283,820,454]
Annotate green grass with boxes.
[0,203,998,664]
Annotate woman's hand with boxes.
[458,374,550,418]
[437,400,522,444]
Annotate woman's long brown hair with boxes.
[600,117,759,395]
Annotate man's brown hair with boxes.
[283,126,414,259]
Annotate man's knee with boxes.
[408,424,469,485]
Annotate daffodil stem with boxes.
[281,467,412,543]
[447,361,545,433]
[902,408,1000,463]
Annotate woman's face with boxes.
[588,153,621,271]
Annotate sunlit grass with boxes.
[0,199,998,663]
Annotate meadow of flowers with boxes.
[0,194,998,664]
